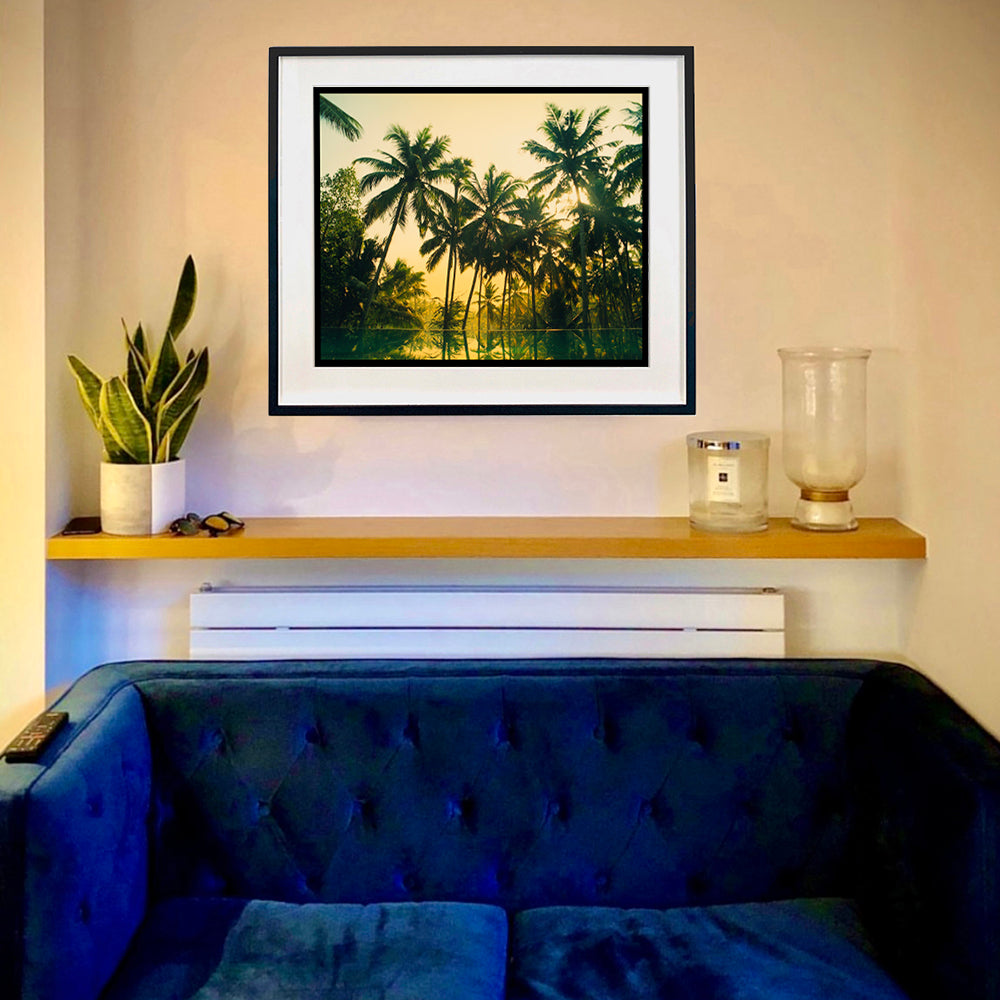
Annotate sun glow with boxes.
[549,189,586,221]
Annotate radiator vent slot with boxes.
[189,586,785,660]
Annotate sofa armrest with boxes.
[0,671,151,1000]
[849,663,1000,1000]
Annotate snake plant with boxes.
[68,256,209,464]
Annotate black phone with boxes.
[60,516,102,535]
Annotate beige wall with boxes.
[0,0,47,740]
[894,1,1000,729]
[42,0,907,523]
[4,0,998,736]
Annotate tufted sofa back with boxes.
[136,660,869,911]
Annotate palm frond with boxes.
[355,154,407,192]
[522,139,562,165]
[318,96,363,142]
[362,184,406,226]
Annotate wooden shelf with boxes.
[46,516,926,561]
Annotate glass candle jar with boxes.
[687,432,770,532]
[778,347,871,531]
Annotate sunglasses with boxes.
[169,511,245,538]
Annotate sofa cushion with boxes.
[101,898,507,1000]
[509,898,911,999]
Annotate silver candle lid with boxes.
[687,432,769,451]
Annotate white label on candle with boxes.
[707,455,740,502]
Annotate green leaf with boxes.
[126,325,151,376]
[125,348,147,411]
[99,425,132,463]
[123,320,151,367]
[135,323,150,362]
[67,356,103,432]
[317,96,363,141]
[156,347,208,449]
[165,256,197,338]
[154,428,174,464]
[144,329,181,408]
[155,397,201,462]
[99,376,152,463]
[166,399,199,461]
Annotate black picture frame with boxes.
[269,46,695,415]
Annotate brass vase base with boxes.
[791,491,858,532]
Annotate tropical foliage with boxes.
[317,99,645,362]
[68,257,209,464]
[318,96,363,142]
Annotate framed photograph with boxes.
[269,47,695,414]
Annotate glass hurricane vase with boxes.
[778,347,871,532]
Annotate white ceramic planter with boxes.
[100,459,186,535]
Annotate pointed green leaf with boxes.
[124,320,151,366]
[144,329,181,408]
[165,256,197,338]
[156,347,208,447]
[167,399,199,461]
[67,356,103,432]
[134,322,149,363]
[125,349,147,410]
[126,328,150,377]
[99,376,152,463]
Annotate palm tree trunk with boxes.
[621,243,636,326]
[506,269,515,356]
[448,256,471,360]
[458,266,471,360]
[476,274,483,357]
[572,182,594,359]
[441,176,461,356]
[482,273,491,355]
[361,195,406,330]
[441,247,454,360]
[529,258,538,360]
[499,269,508,360]
[460,261,481,345]
[613,244,629,327]
[599,245,611,345]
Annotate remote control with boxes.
[2,711,69,763]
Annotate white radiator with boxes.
[189,585,785,659]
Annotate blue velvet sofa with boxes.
[2,657,998,1000]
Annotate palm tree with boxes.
[439,157,474,356]
[355,125,450,329]
[476,278,500,357]
[513,191,565,358]
[362,258,428,357]
[523,103,609,358]
[476,246,504,357]
[455,165,521,345]
[493,221,528,359]
[318,96,363,142]
[535,237,578,359]
[421,156,474,358]
[579,172,641,335]
[612,100,644,197]
[376,258,427,320]
[420,204,468,358]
